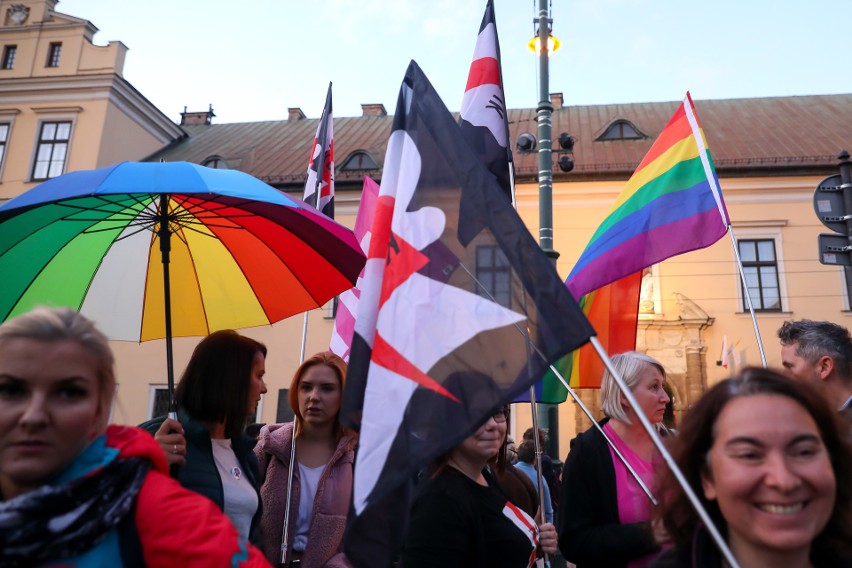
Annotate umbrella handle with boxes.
[167,410,182,479]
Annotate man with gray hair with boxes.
[778,319,852,419]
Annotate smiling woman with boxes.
[651,368,852,568]
[0,307,270,566]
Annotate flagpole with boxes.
[457,262,657,504]
[726,227,768,367]
[589,337,741,568]
[545,364,658,505]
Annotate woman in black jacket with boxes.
[558,351,670,568]
[141,329,267,547]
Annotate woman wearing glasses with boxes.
[401,405,557,568]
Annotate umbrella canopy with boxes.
[0,161,366,341]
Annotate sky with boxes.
[57,0,852,125]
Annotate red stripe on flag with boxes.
[464,57,500,92]
[575,272,642,388]
[634,105,691,172]
[372,333,460,401]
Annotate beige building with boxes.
[0,0,183,203]
[2,1,851,460]
[148,94,852,459]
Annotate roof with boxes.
[148,94,852,189]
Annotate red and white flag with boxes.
[341,61,594,568]
[459,0,513,201]
[329,176,380,361]
[303,83,334,218]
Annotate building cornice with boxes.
[0,73,184,142]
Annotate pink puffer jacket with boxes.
[254,422,357,568]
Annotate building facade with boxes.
[0,0,183,203]
[2,2,850,458]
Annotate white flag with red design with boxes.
[303,82,334,218]
[459,0,513,200]
[340,61,594,568]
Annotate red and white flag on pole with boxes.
[329,176,380,361]
[303,82,334,218]
[459,0,513,201]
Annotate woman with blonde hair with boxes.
[558,351,671,568]
[0,307,269,566]
[255,352,357,567]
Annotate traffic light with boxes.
[815,151,852,266]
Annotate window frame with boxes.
[475,244,512,309]
[734,230,788,313]
[2,45,16,69]
[340,151,378,171]
[30,119,72,181]
[46,42,61,67]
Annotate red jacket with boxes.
[108,425,271,568]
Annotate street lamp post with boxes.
[534,0,560,459]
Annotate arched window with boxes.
[203,157,228,169]
[596,120,645,141]
[340,151,378,171]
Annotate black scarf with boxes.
[0,456,150,567]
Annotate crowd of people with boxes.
[1,307,851,567]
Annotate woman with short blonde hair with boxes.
[559,351,671,568]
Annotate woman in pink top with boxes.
[558,351,671,568]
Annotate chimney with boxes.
[180,104,215,126]
[288,107,306,120]
[550,93,563,110]
[361,103,387,117]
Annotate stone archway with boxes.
[571,292,714,433]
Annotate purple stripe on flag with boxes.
[568,208,727,299]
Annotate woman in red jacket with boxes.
[0,307,270,567]
[255,352,357,568]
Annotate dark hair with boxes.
[517,439,537,464]
[662,382,676,430]
[175,330,266,438]
[656,367,852,552]
[288,351,350,440]
[778,319,852,382]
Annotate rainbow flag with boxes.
[531,273,640,398]
[566,92,729,300]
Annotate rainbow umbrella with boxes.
[0,161,366,407]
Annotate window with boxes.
[738,239,781,311]
[476,245,511,308]
[32,121,71,180]
[276,389,295,422]
[596,120,644,141]
[2,45,16,69]
[203,158,228,169]
[340,151,378,171]
[0,123,11,172]
[148,386,172,419]
[46,42,61,67]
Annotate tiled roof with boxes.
[148,94,852,188]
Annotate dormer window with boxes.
[596,119,645,141]
[203,157,228,169]
[340,151,378,171]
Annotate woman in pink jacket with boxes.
[255,352,357,568]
